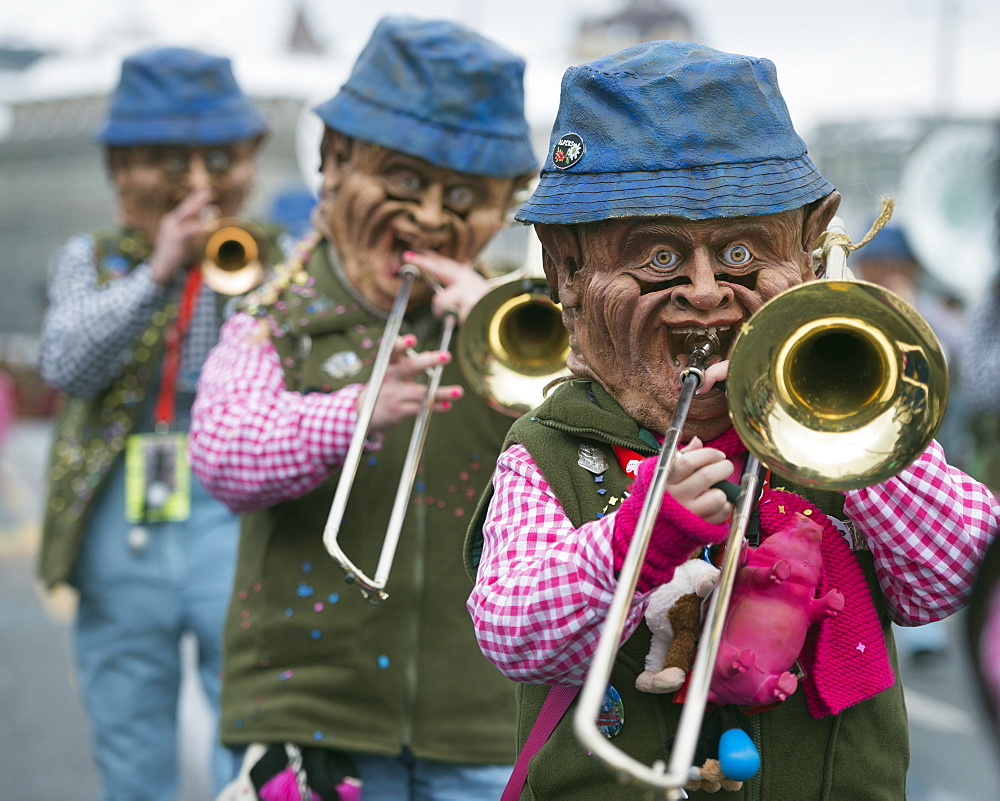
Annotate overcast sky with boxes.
[2,0,998,138]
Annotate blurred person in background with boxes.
[853,224,969,664]
[963,141,1000,749]
[188,17,537,801]
[36,47,281,801]
[959,267,1000,496]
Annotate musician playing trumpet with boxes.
[36,47,277,799]
[465,41,1000,800]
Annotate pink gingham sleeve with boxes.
[189,312,365,513]
[845,439,1000,625]
[468,443,648,685]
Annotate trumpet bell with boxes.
[457,275,572,417]
[727,279,949,490]
[201,218,267,295]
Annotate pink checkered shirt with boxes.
[467,438,1000,686]
[189,312,365,513]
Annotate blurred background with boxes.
[1,0,999,798]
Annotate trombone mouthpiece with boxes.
[684,329,720,359]
[679,329,720,384]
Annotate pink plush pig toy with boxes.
[708,512,845,707]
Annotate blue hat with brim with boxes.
[96,47,267,147]
[516,41,834,225]
[314,16,536,179]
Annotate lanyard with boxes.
[153,268,202,430]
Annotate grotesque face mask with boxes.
[538,194,840,441]
[315,133,519,312]
[109,139,260,243]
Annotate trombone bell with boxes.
[201,218,267,295]
[457,275,571,417]
[727,279,948,490]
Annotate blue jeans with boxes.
[74,458,240,801]
[350,748,512,801]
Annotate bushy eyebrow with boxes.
[621,220,780,252]
[620,223,693,251]
[707,221,780,250]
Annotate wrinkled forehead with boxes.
[106,139,258,169]
[352,141,498,181]
[577,209,807,253]
[344,140,518,205]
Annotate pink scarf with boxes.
[711,428,895,718]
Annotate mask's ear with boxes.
[535,224,584,309]
[104,146,128,181]
[802,191,842,258]
[318,129,354,188]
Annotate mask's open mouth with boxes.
[668,325,737,369]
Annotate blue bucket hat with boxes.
[516,40,834,225]
[96,47,268,146]
[313,16,536,179]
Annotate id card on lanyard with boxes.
[124,268,200,525]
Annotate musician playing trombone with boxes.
[36,47,276,800]
[187,17,537,801]
[465,41,1000,800]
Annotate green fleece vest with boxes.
[219,241,518,763]
[466,379,908,800]
[38,225,281,587]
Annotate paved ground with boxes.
[0,420,213,801]
[1,419,999,800]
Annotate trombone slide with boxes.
[572,338,744,799]
[322,265,431,604]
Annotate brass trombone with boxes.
[323,265,571,603]
[201,218,268,295]
[573,218,949,799]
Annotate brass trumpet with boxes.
[573,218,949,799]
[323,266,571,603]
[201,218,268,295]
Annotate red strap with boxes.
[153,268,202,428]
[501,685,580,801]
[612,444,644,479]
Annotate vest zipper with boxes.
[402,479,427,748]
[535,419,658,457]
[748,714,762,800]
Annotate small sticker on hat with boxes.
[552,132,584,169]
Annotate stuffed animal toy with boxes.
[636,557,720,694]
[686,758,745,794]
[708,512,844,707]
